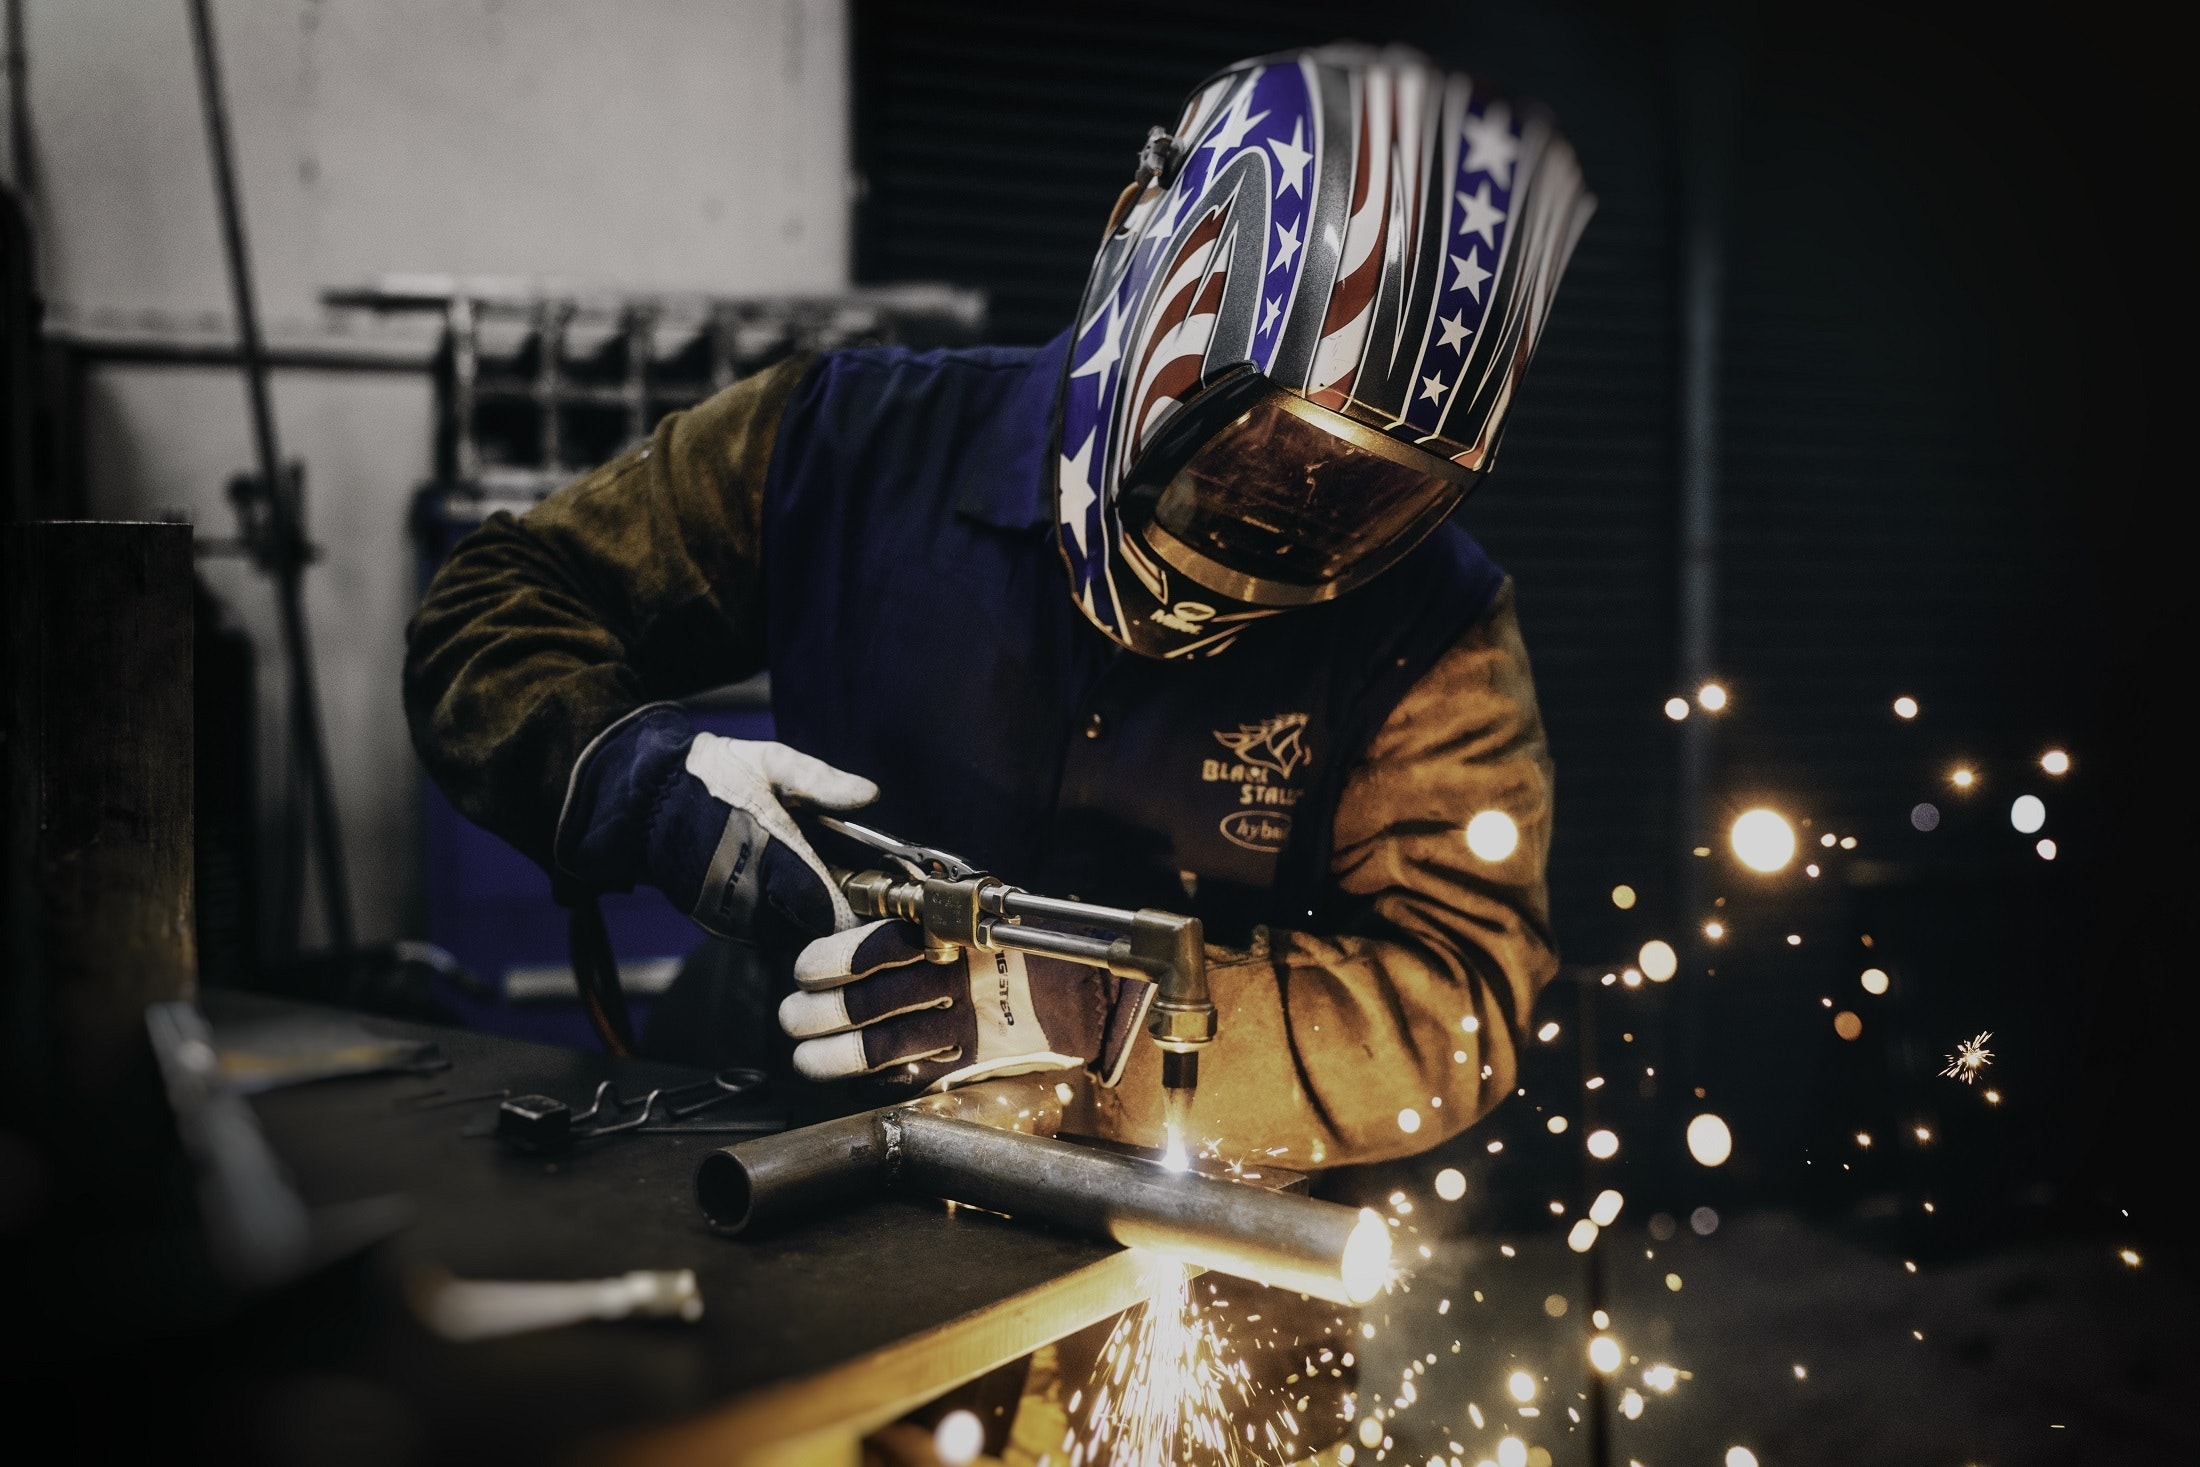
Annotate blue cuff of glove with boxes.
[553,705,843,941]
[553,704,700,893]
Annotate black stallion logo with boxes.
[1212,712,1312,781]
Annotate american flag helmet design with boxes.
[1055,44,1594,658]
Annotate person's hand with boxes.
[779,920,1156,1089]
[555,706,876,941]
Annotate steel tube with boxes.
[985,923,1121,967]
[698,1106,1389,1306]
[999,890,1139,927]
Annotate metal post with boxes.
[1673,18,1733,1079]
[185,0,354,961]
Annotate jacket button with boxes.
[1083,711,1106,740]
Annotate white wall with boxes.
[9,0,851,945]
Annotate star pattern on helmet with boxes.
[1267,117,1313,196]
[1450,248,1492,301]
[1200,79,1271,161]
[1069,295,1124,380]
[1454,181,1507,245]
[1057,430,1099,554]
[1419,370,1451,404]
[1271,218,1302,273]
[1461,101,1519,187]
[1259,294,1283,337]
[1436,310,1472,353]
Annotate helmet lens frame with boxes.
[1119,372,1480,608]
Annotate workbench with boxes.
[195,993,1158,1467]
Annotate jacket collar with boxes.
[951,330,1070,533]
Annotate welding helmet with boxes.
[1055,44,1595,658]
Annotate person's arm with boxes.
[1095,580,1558,1167]
[403,355,815,868]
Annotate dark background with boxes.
[852,0,2185,1252]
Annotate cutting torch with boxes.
[819,818,1216,1141]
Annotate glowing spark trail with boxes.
[1940,1031,1994,1084]
[1081,1259,1256,1467]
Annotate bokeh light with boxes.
[1911,802,1940,831]
[1686,1113,1732,1166]
[1507,1371,1537,1403]
[1950,767,1975,789]
[1586,1129,1619,1160]
[1588,1335,1623,1373]
[1727,1450,1759,1467]
[1893,696,1919,719]
[1397,1108,1421,1134]
[934,1410,984,1466]
[1638,940,1677,981]
[2041,748,2070,774]
[1664,697,1690,721]
[1497,1438,1528,1467]
[1697,682,1728,711]
[1590,1189,1624,1226]
[1704,920,1725,940]
[1834,1011,1863,1040]
[1465,809,1520,861]
[1861,967,1890,995]
[2037,838,2057,860]
[1611,883,1637,909]
[2010,794,2045,833]
[1434,1167,1466,1202]
[1730,808,1796,872]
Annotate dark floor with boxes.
[1346,1209,2193,1467]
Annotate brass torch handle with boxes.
[830,867,1215,1052]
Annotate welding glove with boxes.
[554,704,876,941]
[779,920,1157,1090]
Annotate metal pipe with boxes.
[1672,17,1735,1089]
[697,1101,1391,1307]
[1000,889,1139,927]
[186,0,355,961]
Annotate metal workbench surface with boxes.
[195,992,1124,1463]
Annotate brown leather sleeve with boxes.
[1096,579,1558,1167]
[401,355,814,866]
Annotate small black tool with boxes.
[495,1068,767,1154]
[496,1094,577,1154]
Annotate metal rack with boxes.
[326,275,986,517]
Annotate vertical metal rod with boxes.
[448,296,480,483]
[1673,20,1731,1082]
[6,0,35,198]
[186,0,354,959]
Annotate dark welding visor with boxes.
[1122,371,1479,607]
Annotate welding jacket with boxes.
[404,339,1558,1168]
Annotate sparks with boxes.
[1080,1259,1259,1467]
[1940,1031,1994,1084]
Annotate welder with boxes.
[404,43,1592,1169]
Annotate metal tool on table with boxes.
[818,818,1216,1139]
[496,1067,770,1154]
[408,1266,702,1342]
